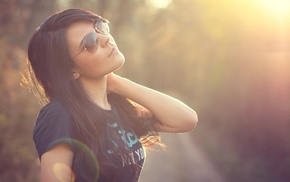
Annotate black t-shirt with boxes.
[33,100,146,182]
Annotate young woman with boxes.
[27,8,198,182]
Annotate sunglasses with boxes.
[72,20,110,58]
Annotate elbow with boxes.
[179,110,198,132]
[157,110,198,133]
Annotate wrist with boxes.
[107,74,130,95]
[112,76,131,95]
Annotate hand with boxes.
[107,72,198,133]
[106,72,122,94]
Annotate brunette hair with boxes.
[26,8,161,181]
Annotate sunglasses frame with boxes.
[71,20,110,58]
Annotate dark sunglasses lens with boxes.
[95,21,110,34]
[84,32,98,52]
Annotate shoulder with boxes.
[38,100,69,118]
[35,100,71,130]
[37,100,71,123]
[33,100,73,158]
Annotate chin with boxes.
[115,60,125,71]
[111,57,124,73]
[116,52,125,66]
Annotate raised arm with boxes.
[107,73,198,133]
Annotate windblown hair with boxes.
[26,8,162,181]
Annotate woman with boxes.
[27,8,198,182]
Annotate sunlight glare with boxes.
[53,163,75,182]
[146,0,172,9]
[261,0,290,17]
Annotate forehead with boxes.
[65,21,94,46]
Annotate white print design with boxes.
[120,147,145,167]
[134,147,145,161]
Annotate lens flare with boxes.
[53,163,75,182]
[50,138,100,181]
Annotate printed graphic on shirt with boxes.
[119,147,145,167]
[107,122,145,167]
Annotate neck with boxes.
[78,76,111,110]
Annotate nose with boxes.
[99,34,116,48]
[107,39,116,47]
[98,33,112,47]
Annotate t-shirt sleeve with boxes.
[33,101,73,159]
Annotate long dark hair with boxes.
[26,8,161,181]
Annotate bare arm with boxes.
[107,73,198,133]
[40,143,74,182]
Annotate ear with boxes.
[72,70,80,80]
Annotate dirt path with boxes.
[139,133,225,182]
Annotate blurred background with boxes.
[0,0,289,181]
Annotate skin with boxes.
[40,21,198,181]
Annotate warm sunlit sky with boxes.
[148,0,290,17]
[57,0,290,20]
[146,0,172,8]
[260,0,290,17]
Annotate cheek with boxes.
[73,57,102,77]
[65,35,79,57]
[73,50,125,79]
